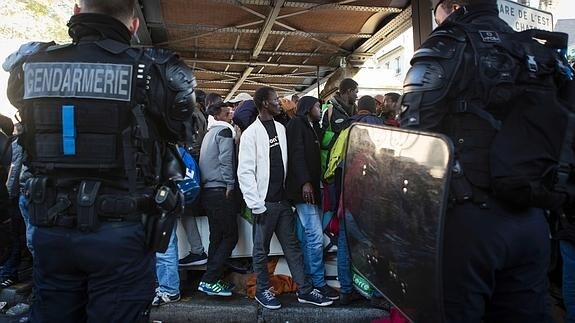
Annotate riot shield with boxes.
[343,124,452,323]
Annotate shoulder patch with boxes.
[478,30,501,43]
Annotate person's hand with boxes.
[226,187,233,199]
[302,182,315,204]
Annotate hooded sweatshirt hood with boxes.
[296,96,319,117]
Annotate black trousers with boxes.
[252,201,311,294]
[30,221,155,323]
[443,197,550,323]
[201,188,238,284]
[0,198,24,278]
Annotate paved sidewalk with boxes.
[151,292,389,323]
[0,264,389,322]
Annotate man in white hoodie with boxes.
[238,87,332,309]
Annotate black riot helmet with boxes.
[431,0,496,11]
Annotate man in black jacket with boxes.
[286,96,338,300]
[400,0,550,321]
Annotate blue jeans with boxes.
[562,240,575,323]
[19,194,34,255]
[295,203,326,288]
[337,210,353,294]
[155,226,179,295]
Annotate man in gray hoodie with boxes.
[197,102,238,296]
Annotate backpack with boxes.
[176,146,201,205]
[458,26,575,211]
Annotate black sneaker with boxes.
[316,285,339,300]
[297,289,333,306]
[151,291,181,306]
[339,290,364,305]
[0,276,18,289]
[178,252,208,267]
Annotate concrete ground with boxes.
[0,266,389,323]
[151,292,388,323]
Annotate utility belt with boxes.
[49,213,143,228]
[450,160,571,215]
[26,177,183,252]
[27,177,150,229]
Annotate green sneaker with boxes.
[198,281,232,296]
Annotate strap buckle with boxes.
[527,55,538,73]
[77,180,101,231]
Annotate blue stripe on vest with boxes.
[62,105,76,155]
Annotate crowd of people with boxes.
[0,67,402,311]
[0,1,405,318]
[149,79,402,308]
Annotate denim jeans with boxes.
[562,240,575,323]
[19,194,34,255]
[295,203,326,288]
[337,209,353,294]
[181,216,205,255]
[155,226,180,295]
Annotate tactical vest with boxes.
[445,23,575,210]
[20,39,160,192]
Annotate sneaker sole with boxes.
[197,286,232,297]
[255,297,281,310]
[326,295,340,300]
[179,259,208,266]
[297,298,333,306]
[152,296,181,306]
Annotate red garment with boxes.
[371,307,409,323]
[384,118,400,127]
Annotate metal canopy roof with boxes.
[137,0,412,99]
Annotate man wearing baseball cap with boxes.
[229,92,253,104]
[400,0,553,322]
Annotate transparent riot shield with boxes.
[343,124,453,323]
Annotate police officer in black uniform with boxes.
[400,0,551,321]
[3,0,196,321]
